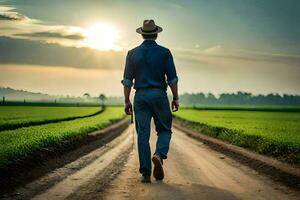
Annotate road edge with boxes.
[0,117,131,194]
[173,120,300,190]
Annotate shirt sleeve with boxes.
[121,51,134,87]
[165,49,178,86]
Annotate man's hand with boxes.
[123,86,132,115]
[171,99,179,112]
[169,83,179,112]
[124,100,133,115]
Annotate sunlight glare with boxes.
[83,23,120,51]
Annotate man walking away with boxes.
[121,19,179,183]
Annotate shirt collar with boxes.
[141,40,157,45]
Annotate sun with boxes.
[83,23,120,51]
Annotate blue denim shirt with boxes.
[121,40,178,90]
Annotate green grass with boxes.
[0,106,102,130]
[174,109,300,164]
[188,105,300,112]
[0,107,125,168]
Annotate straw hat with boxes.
[136,19,163,35]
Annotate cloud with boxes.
[202,45,223,54]
[0,36,125,69]
[0,4,123,68]
[15,31,85,40]
[0,5,28,21]
[174,45,300,66]
[0,12,26,20]
[0,5,86,48]
[172,46,300,96]
[204,46,300,65]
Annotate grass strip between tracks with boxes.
[0,107,125,169]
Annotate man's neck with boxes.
[142,39,157,45]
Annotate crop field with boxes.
[0,106,102,131]
[174,108,300,164]
[0,106,125,168]
[192,105,300,112]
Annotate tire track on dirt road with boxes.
[31,126,133,200]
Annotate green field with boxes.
[0,107,125,168]
[0,106,102,131]
[174,108,300,164]
[192,105,300,112]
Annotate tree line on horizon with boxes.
[178,92,300,106]
[1,87,300,106]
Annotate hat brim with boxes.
[136,26,163,35]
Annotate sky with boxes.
[0,0,300,96]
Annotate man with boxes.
[121,19,179,183]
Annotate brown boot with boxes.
[152,154,164,180]
[141,175,151,183]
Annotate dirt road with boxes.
[4,125,299,200]
[102,126,299,200]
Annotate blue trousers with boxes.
[134,89,172,176]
